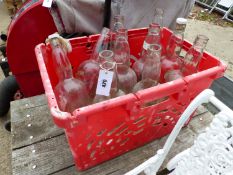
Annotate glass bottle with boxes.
[47,34,90,113]
[141,8,163,55]
[161,18,187,82]
[114,28,137,93]
[93,51,123,103]
[75,28,111,98]
[132,9,163,81]
[132,24,160,81]
[181,34,209,76]
[132,44,161,92]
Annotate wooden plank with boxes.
[11,95,47,112]
[12,134,73,175]
[187,111,214,134]
[11,98,63,149]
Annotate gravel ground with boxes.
[0,3,232,175]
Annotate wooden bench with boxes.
[11,94,213,175]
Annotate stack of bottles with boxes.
[47,7,209,113]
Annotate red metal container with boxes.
[35,28,226,170]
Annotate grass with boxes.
[190,5,233,28]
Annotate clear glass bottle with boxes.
[132,24,160,81]
[181,34,209,76]
[132,44,161,92]
[75,28,111,98]
[161,18,187,82]
[114,28,137,93]
[93,51,124,103]
[142,8,163,56]
[47,34,90,112]
[132,8,163,81]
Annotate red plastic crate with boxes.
[35,28,226,171]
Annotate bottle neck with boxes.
[193,44,204,53]
[148,23,160,35]
[166,33,184,58]
[166,20,186,58]
[193,40,207,52]
[113,15,125,32]
[175,22,186,34]
[98,50,114,63]
[115,28,128,40]
[91,29,111,60]
[114,29,130,66]
[50,38,73,81]
[153,8,164,27]
[58,70,73,81]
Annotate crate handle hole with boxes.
[142,96,169,108]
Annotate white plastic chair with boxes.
[125,89,233,175]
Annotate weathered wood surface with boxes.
[11,95,63,149]
[12,135,73,175]
[11,95,212,175]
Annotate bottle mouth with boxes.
[197,34,209,41]
[154,8,164,16]
[195,34,209,48]
[149,23,161,34]
[100,61,116,71]
[99,50,114,60]
[149,23,161,29]
[148,44,162,52]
